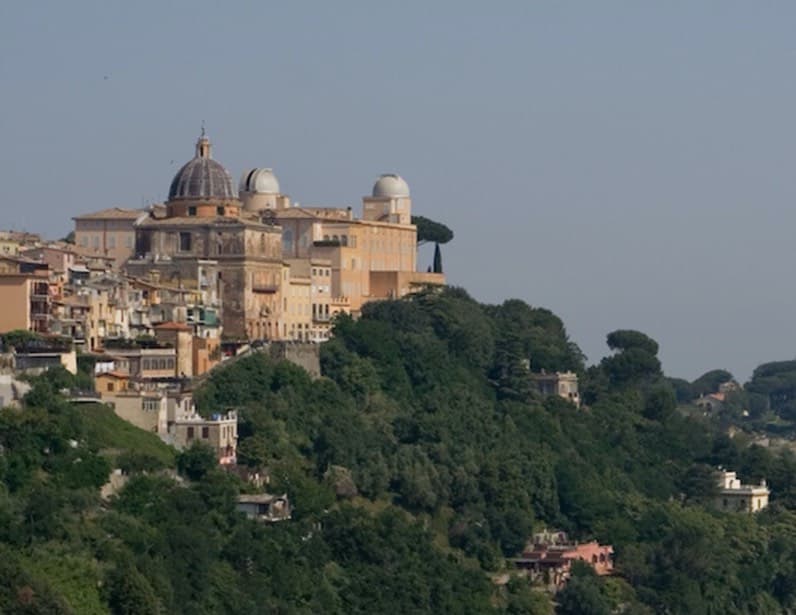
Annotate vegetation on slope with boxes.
[3,288,796,612]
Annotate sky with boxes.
[2,1,796,381]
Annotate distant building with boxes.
[510,530,613,589]
[0,231,41,256]
[695,392,725,414]
[124,133,443,341]
[714,470,769,513]
[531,371,580,407]
[167,409,238,464]
[0,256,52,335]
[73,208,146,268]
[21,245,77,284]
[236,493,291,522]
[14,347,77,376]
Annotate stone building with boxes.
[236,493,291,522]
[73,131,447,343]
[127,133,283,340]
[73,207,146,268]
[168,409,238,464]
[531,371,580,407]
[271,172,442,314]
[714,470,769,513]
[510,530,614,590]
[0,256,52,334]
[0,231,41,256]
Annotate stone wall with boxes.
[268,342,320,379]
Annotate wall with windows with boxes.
[105,391,168,433]
[74,217,138,268]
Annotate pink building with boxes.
[510,531,613,589]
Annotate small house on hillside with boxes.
[236,494,291,522]
[509,530,613,589]
[530,371,580,407]
[714,470,769,513]
[695,392,725,414]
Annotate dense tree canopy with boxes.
[412,215,454,245]
[1,289,796,613]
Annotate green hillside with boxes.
[2,288,796,613]
[80,402,175,467]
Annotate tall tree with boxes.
[433,243,443,273]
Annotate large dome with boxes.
[168,135,236,201]
[372,173,410,198]
[239,168,280,195]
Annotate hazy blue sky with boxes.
[2,2,795,381]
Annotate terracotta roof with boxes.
[273,208,320,220]
[22,244,76,256]
[154,321,192,331]
[97,371,129,379]
[73,207,145,221]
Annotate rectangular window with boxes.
[106,382,114,392]
[217,206,225,216]
[126,235,133,248]
[187,426,194,440]
[179,232,192,251]
[202,426,209,439]
[108,236,116,249]
[188,206,197,216]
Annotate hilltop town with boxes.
[2,133,796,613]
[2,131,445,346]
[0,132,455,452]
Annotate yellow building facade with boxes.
[73,208,145,268]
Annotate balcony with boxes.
[251,284,279,294]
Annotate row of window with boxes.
[186,426,210,440]
[143,399,162,412]
[78,235,134,249]
[312,303,331,317]
[321,234,356,247]
[142,357,175,371]
[187,206,227,217]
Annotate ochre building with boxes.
[111,132,446,341]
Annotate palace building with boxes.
[118,132,443,340]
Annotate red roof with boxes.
[98,371,128,379]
